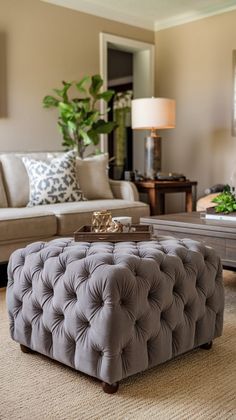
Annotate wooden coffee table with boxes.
[141,212,236,270]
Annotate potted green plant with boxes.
[43,75,116,158]
[211,187,236,214]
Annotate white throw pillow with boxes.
[22,150,86,206]
[76,153,113,200]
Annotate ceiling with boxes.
[42,0,236,30]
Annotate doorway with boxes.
[107,48,133,179]
[99,33,155,176]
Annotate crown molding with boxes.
[42,1,236,32]
[41,0,154,30]
[154,4,236,31]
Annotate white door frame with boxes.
[99,33,154,171]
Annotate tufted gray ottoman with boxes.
[7,238,224,393]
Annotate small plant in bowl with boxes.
[212,187,236,213]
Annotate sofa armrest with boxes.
[109,179,139,202]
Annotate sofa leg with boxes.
[102,381,119,394]
[20,344,35,354]
[200,341,213,350]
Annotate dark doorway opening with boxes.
[107,48,133,179]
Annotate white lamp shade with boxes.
[131,97,176,130]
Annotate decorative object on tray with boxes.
[74,224,152,242]
[112,216,132,232]
[91,211,134,234]
[91,210,112,233]
[81,210,152,240]
[205,187,236,221]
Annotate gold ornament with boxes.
[91,210,112,233]
[106,221,123,233]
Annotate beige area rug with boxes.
[0,271,235,420]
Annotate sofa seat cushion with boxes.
[37,200,150,235]
[0,208,57,241]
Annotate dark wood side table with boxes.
[134,179,197,215]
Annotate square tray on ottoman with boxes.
[6,237,224,393]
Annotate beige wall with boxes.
[155,10,236,206]
[1,0,236,210]
[0,0,153,152]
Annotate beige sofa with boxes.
[0,152,149,263]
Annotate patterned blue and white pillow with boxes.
[22,151,86,206]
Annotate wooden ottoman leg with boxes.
[102,381,119,394]
[200,341,213,350]
[20,344,35,354]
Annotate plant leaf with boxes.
[61,81,72,101]
[87,129,99,145]
[92,119,117,134]
[212,190,236,213]
[53,88,62,96]
[79,129,92,146]
[67,121,77,132]
[58,102,73,112]
[76,76,90,93]
[89,74,103,97]
[97,90,115,102]
[43,95,59,108]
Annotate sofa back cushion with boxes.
[0,152,63,207]
[0,151,113,206]
[0,162,8,208]
[76,153,113,200]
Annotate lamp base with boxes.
[145,136,161,179]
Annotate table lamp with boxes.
[131,97,176,179]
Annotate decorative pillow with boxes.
[76,153,113,200]
[22,151,86,206]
